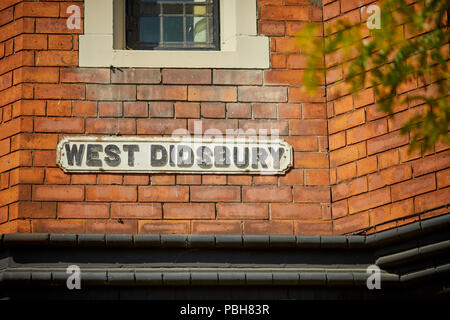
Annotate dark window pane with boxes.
[162,4,183,14]
[139,17,160,43]
[163,16,184,42]
[185,5,207,15]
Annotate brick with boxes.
[288,87,326,103]
[348,187,391,214]
[36,51,78,66]
[272,203,322,220]
[48,35,73,50]
[244,220,293,235]
[0,7,13,27]
[86,119,136,134]
[137,85,187,101]
[243,186,292,202]
[35,118,84,133]
[202,175,227,185]
[14,2,59,18]
[11,133,58,151]
[0,150,32,173]
[261,5,309,20]
[44,168,70,185]
[367,131,409,155]
[111,203,162,219]
[73,101,97,117]
[12,100,45,117]
[124,102,148,117]
[356,156,378,176]
[71,174,97,185]
[0,185,29,206]
[139,220,190,234]
[188,119,238,135]
[294,186,330,203]
[47,100,71,116]
[14,67,60,84]
[33,150,56,167]
[33,185,84,202]
[61,68,110,83]
[290,120,327,135]
[264,70,304,86]
[329,132,346,151]
[333,212,370,234]
[437,168,450,188]
[0,51,34,75]
[280,168,304,185]
[332,176,368,201]
[415,187,450,212]
[341,0,364,13]
[412,151,450,177]
[217,203,268,219]
[391,173,436,202]
[252,103,277,119]
[36,18,83,34]
[32,219,86,234]
[238,120,288,136]
[239,86,287,103]
[271,54,286,69]
[85,186,136,202]
[86,220,137,234]
[14,34,47,51]
[294,152,329,169]
[330,142,366,167]
[354,88,374,108]
[87,84,136,101]
[278,103,301,119]
[378,149,399,169]
[303,103,327,119]
[1,84,33,107]
[112,69,160,84]
[35,84,85,100]
[98,174,122,185]
[151,174,175,185]
[137,119,185,135]
[0,18,34,43]
[58,203,110,219]
[9,201,56,219]
[175,102,200,118]
[139,186,189,202]
[163,69,211,84]
[0,139,10,157]
[164,203,215,219]
[226,103,251,118]
[201,103,225,118]
[285,136,318,152]
[332,199,348,219]
[336,162,357,182]
[176,175,201,185]
[329,109,365,134]
[346,119,388,145]
[370,199,414,226]
[123,174,149,185]
[191,186,240,202]
[192,220,242,234]
[9,168,44,186]
[258,21,285,36]
[286,54,308,69]
[188,86,237,102]
[149,102,174,117]
[227,175,252,185]
[98,102,122,117]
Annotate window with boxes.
[79,0,269,68]
[126,0,220,50]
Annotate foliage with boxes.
[297,0,449,152]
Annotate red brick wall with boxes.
[324,0,450,234]
[0,0,448,235]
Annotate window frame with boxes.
[126,0,221,51]
[79,0,270,69]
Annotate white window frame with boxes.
[79,0,270,69]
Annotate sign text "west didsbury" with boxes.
[57,137,293,175]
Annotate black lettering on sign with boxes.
[86,144,103,167]
[65,144,85,166]
[268,147,285,170]
[151,145,167,167]
[233,146,249,168]
[197,146,212,168]
[123,145,139,167]
[214,146,230,167]
[104,144,121,167]
[252,147,268,169]
[177,145,194,167]
[169,145,176,167]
